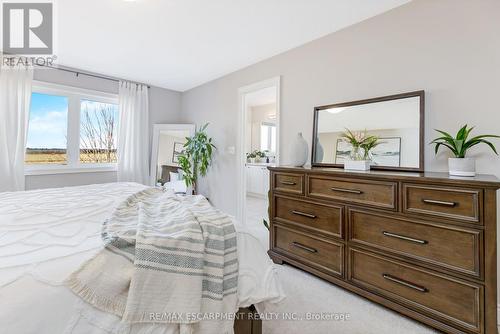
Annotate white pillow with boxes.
[169,172,179,182]
[177,169,185,180]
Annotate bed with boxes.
[0,182,283,334]
[157,165,189,194]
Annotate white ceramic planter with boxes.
[448,157,476,177]
[344,160,371,171]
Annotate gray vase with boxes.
[290,132,308,167]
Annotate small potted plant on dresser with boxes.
[431,124,500,177]
[340,128,381,171]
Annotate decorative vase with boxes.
[344,159,371,171]
[349,145,363,161]
[315,138,324,163]
[449,157,476,177]
[343,145,370,171]
[290,132,308,167]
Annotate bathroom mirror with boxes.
[312,91,424,171]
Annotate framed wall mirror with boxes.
[150,124,195,192]
[312,91,425,172]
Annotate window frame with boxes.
[25,81,119,176]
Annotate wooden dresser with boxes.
[268,166,500,334]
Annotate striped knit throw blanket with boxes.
[66,188,238,334]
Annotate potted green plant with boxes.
[361,135,382,161]
[431,124,500,177]
[246,152,256,163]
[178,123,216,194]
[254,150,266,163]
[340,129,380,171]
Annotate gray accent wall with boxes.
[26,68,181,190]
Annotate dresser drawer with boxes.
[273,172,304,195]
[308,176,397,210]
[349,249,482,333]
[273,225,343,277]
[274,196,343,238]
[349,209,481,277]
[403,184,481,223]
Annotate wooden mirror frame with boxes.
[311,90,425,172]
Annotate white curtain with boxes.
[0,66,33,192]
[117,81,149,185]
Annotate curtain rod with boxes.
[35,64,151,88]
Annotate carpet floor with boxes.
[259,264,439,334]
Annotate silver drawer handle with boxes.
[331,187,363,194]
[292,210,317,219]
[422,199,456,207]
[382,231,428,245]
[291,242,317,253]
[281,181,297,186]
[382,274,428,293]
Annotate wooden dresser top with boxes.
[268,166,500,189]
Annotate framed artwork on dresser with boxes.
[371,137,401,167]
[334,137,401,167]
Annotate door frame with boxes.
[237,76,281,225]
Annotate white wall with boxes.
[179,0,500,216]
[25,68,181,190]
[179,0,500,305]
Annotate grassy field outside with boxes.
[25,149,117,164]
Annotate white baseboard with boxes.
[246,192,267,199]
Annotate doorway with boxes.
[237,77,280,246]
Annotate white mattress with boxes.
[0,182,283,334]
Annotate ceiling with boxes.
[56,0,410,91]
[245,87,276,108]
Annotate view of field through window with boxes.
[25,93,69,165]
[80,100,119,163]
[25,92,119,165]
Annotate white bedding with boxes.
[162,180,187,194]
[0,182,283,334]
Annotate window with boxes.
[26,93,69,165]
[260,123,276,153]
[25,82,119,174]
[80,100,119,163]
